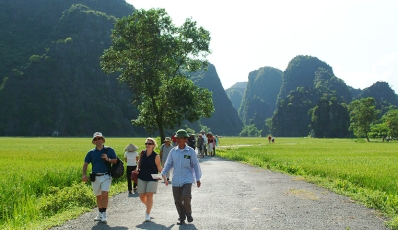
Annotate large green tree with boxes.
[310,96,350,138]
[382,109,398,138]
[348,97,379,142]
[101,8,214,141]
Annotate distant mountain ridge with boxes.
[1,0,397,137]
[228,55,397,137]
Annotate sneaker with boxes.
[177,218,185,225]
[94,212,102,221]
[145,213,151,222]
[101,212,107,223]
[187,215,193,223]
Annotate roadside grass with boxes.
[2,137,398,229]
[0,137,148,230]
[217,137,398,229]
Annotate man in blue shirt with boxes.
[161,129,202,225]
[82,132,117,224]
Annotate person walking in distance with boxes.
[133,137,167,222]
[161,129,202,225]
[82,132,117,224]
[171,132,177,147]
[200,130,207,156]
[124,143,139,195]
[159,137,173,181]
[196,134,204,158]
[207,132,215,157]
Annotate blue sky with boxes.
[126,0,398,93]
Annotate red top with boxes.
[207,135,214,143]
[171,135,177,142]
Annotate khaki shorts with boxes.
[137,178,158,194]
[91,174,112,196]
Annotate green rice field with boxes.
[1,137,398,229]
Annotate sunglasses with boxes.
[94,137,103,141]
[145,143,154,145]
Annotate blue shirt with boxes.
[161,145,202,187]
[84,146,117,173]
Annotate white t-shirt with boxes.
[202,134,207,144]
[124,151,138,166]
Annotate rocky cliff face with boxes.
[271,55,352,137]
[190,64,243,135]
[239,67,282,129]
[0,0,242,136]
[0,1,141,136]
[225,82,247,111]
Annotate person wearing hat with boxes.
[200,130,208,156]
[124,143,139,195]
[196,134,204,158]
[159,137,173,181]
[187,134,196,149]
[134,137,167,222]
[171,132,177,147]
[82,132,117,224]
[161,129,202,225]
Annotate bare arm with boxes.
[82,162,89,182]
[155,155,163,173]
[159,150,163,162]
[155,155,168,185]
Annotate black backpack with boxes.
[104,147,124,179]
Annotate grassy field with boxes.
[1,137,398,229]
[217,137,398,229]
[0,137,150,230]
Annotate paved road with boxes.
[52,157,388,230]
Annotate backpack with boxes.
[104,147,124,179]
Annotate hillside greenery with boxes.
[0,1,397,138]
[238,67,282,135]
[228,55,397,139]
[0,0,242,137]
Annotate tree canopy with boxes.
[381,109,398,138]
[101,8,214,141]
[348,97,379,142]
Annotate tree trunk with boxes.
[158,123,165,145]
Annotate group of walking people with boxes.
[196,129,219,158]
[82,129,202,225]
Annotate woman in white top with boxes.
[124,143,139,194]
